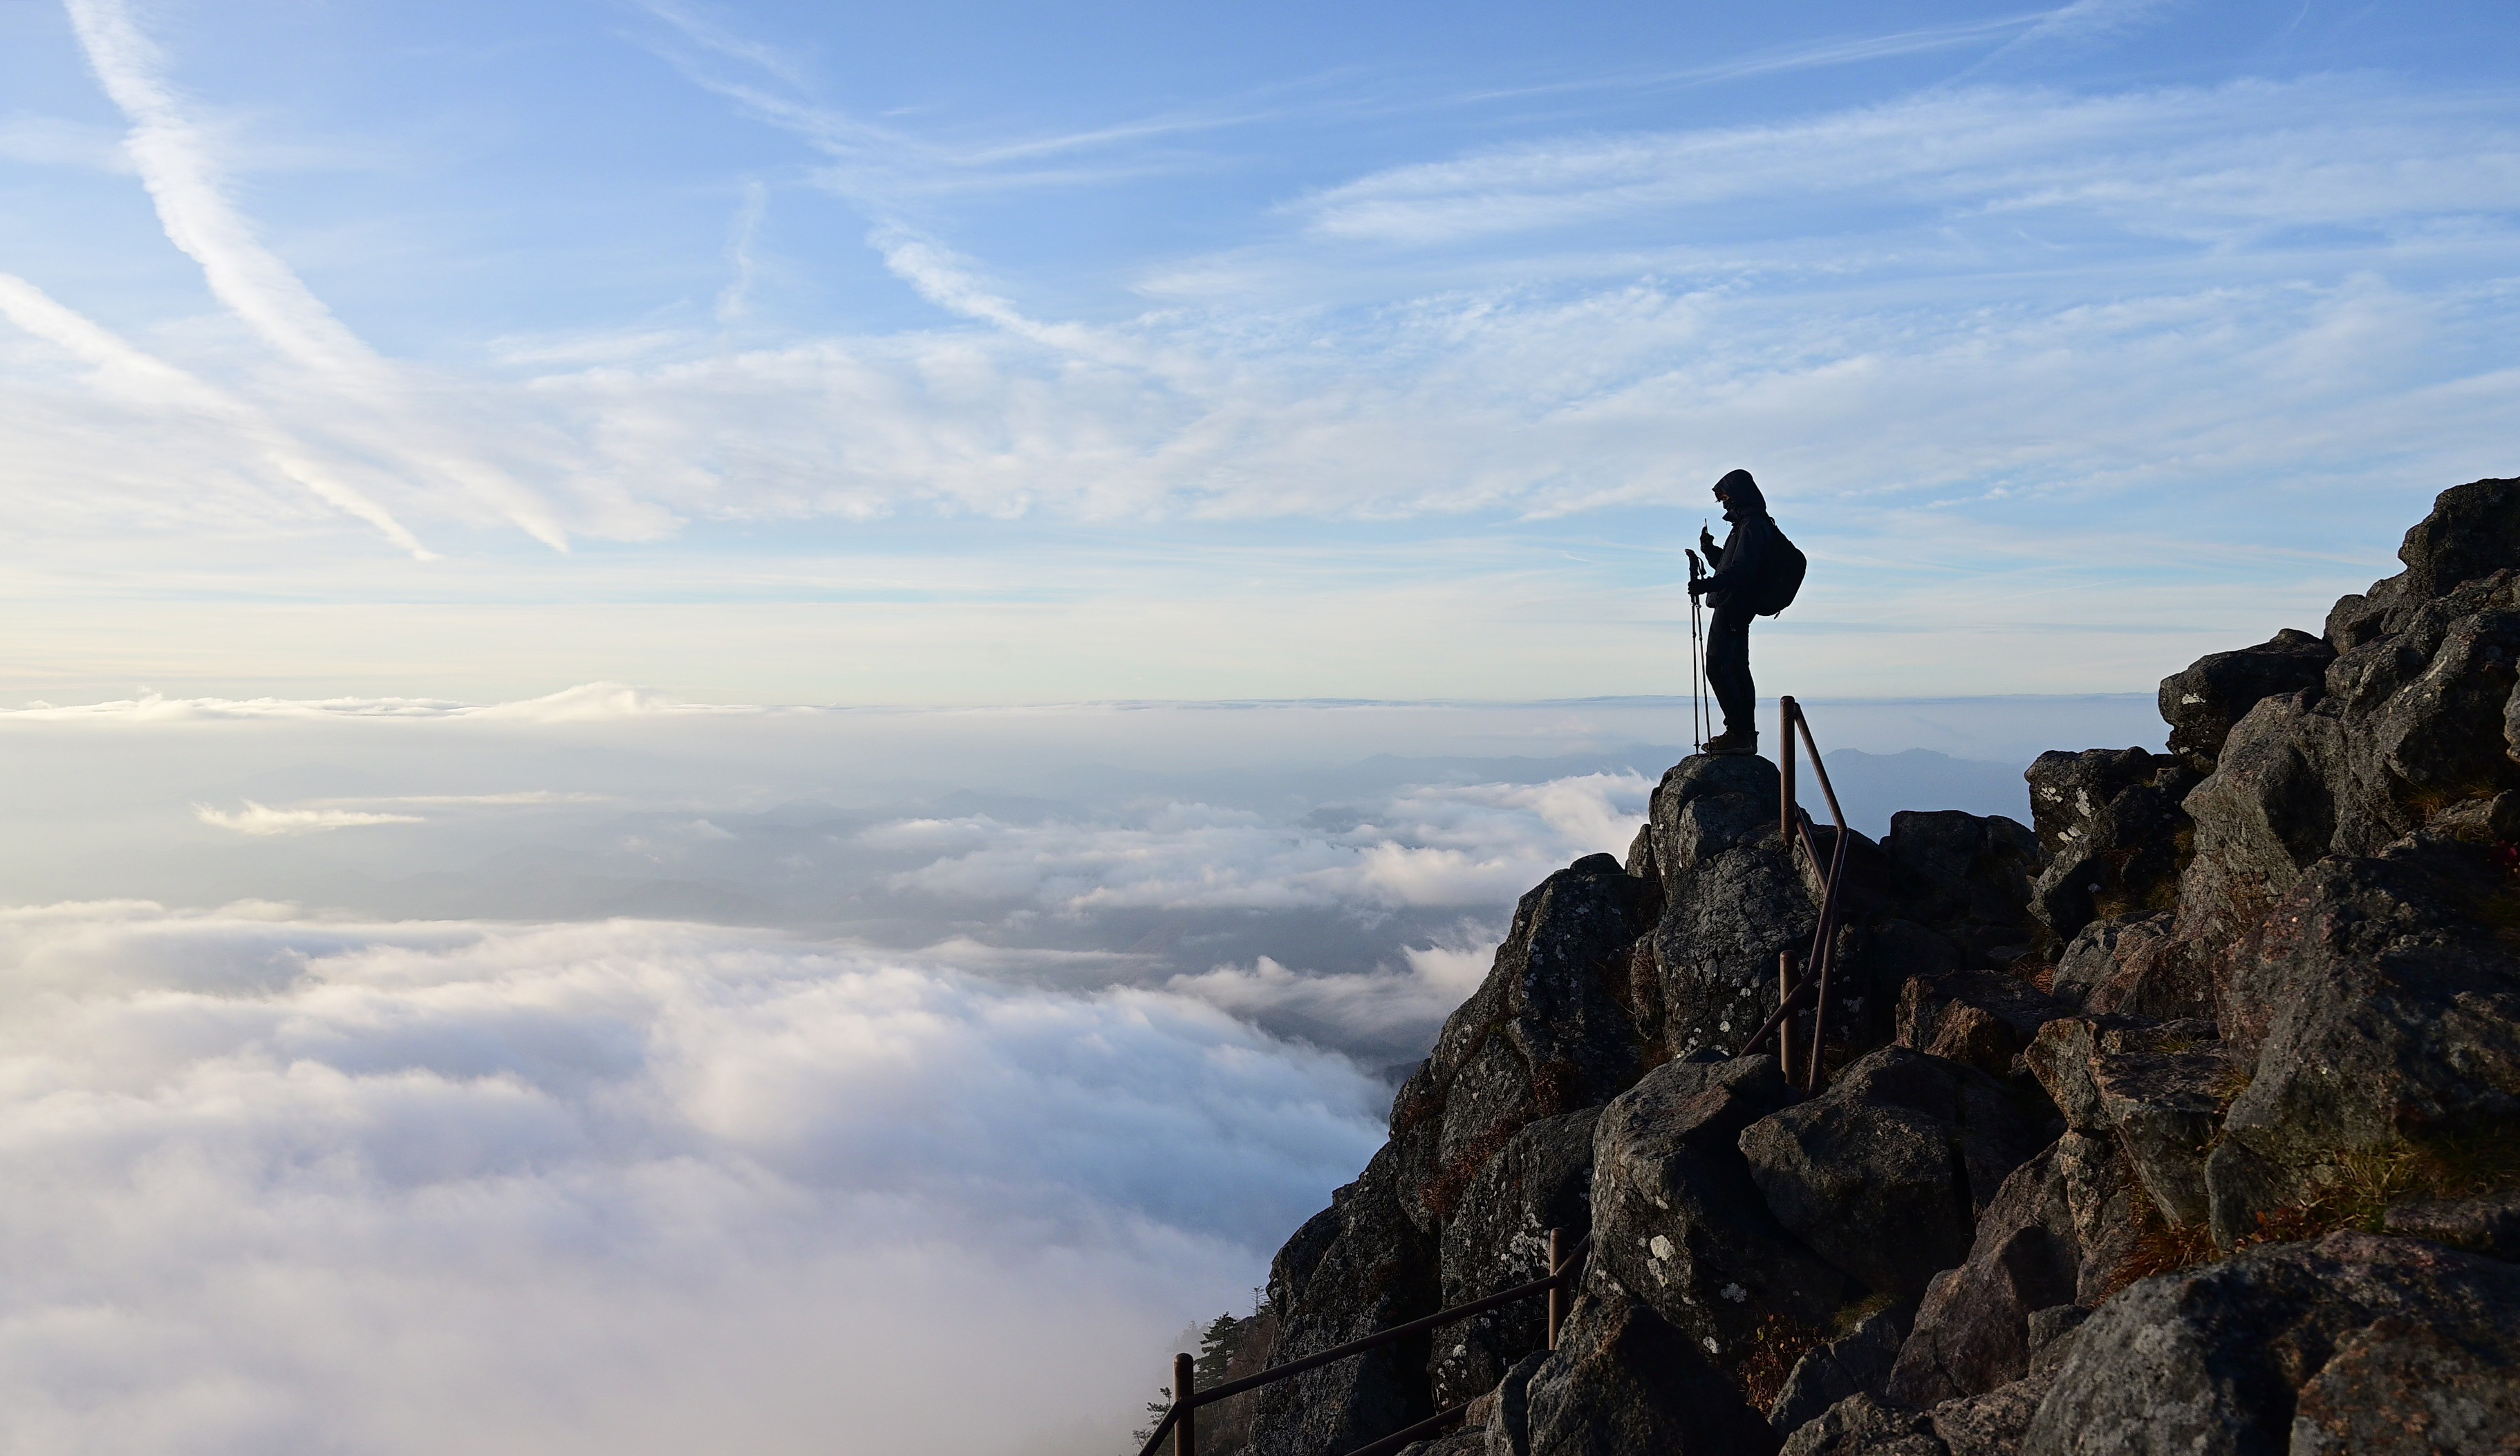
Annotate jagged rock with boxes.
[1410,855,1659,1234]
[2204,837,2520,1245]
[2383,1191,2520,1262]
[1523,1289,1781,1456]
[2022,1232,2520,1456]
[2023,749,2195,948]
[1883,1150,2075,1406]
[1635,757,1823,1061]
[1251,1144,1441,1456]
[2181,488,2520,969]
[1481,1350,1551,1456]
[2326,477,2520,649]
[1883,1132,2136,1408]
[1432,1108,1598,1407]
[1880,812,2043,969]
[2158,628,2336,771]
[1779,1394,1942,1456]
[1777,1377,2049,1456]
[1768,1301,1915,1436]
[2044,912,2197,1018]
[1894,970,2067,1079]
[2024,1016,2239,1229]
[1587,1055,1854,1366]
[1739,1047,2060,1300]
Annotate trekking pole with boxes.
[1693,544,1713,745]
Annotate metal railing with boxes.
[1737,696,1849,1096]
[1140,697,1846,1456]
[1137,1229,1592,1456]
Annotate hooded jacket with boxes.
[1699,473,1777,612]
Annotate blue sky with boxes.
[1,0,2515,703]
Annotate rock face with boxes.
[1585,1056,1853,1365]
[2023,1233,2520,1456]
[1739,1047,2057,1300]
[2024,749,2195,950]
[1229,481,2520,1456]
[2158,628,2336,772]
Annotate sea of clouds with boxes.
[0,691,2160,1453]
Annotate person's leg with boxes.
[1705,606,1755,747]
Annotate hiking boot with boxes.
[1703,730,1759,756]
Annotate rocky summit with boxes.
[1204,478,2520,1456]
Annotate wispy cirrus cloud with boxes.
[46,0,577,551]
[1294,78,2520,245]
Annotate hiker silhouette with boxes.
[1688,469,1784,756]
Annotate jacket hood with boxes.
[1715,469,1766,515]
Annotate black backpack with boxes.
[1757,528,1807,617]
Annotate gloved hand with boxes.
[1687,578,1707,597]
[1698,526,1717,554]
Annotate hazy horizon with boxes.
[1,0,2507,1448]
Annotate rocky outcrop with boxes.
[2158,628,2335,772]
[1523,1290,1781,1456]
[1233,480,2520,1456]
[2023,1233,2520,1456]
[1251,1145,1441,1456]
[2202,837,2520,1244]
[2024,749,2195,950]
[1894,969,2066,1079]
[1768,1302,1914,1435]
[1739,1048,2057,1300]
[1585,1056,1852,1365]
[1629,756,1818,1063]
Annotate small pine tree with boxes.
[1195,1313,1243,1385]
[1128,1385,1173,1452]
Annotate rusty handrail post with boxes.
[1775,949,1800,1087]
[1780,696,1796,842]
[1175,1352,1196,1456]
[1547,1228,1566,1350]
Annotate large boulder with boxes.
[2326,476,2520,648]
[1585,1055,1854,1369]
[2045,912,2200,1018]
[1738,1047,2060,1300]
[1523,1289,1781,1456]
[1768,1300,1915,1437]
[1878,812,2043,969]
[1894,969,2069,1079]
[2024,1016,2241,1231]
[2203,837,2520,1246]
[2158,628,2335,772]
[2022,1232,2520,1456]
[1883,1132,2139,1407]
[1249,1144,1441,1456]
[2023,749,2196,949]
[1413,855,1661,1229]
[1630,756,1824,1061]
[1430,1108,1600,1407]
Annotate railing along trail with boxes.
[1138,1230,1591,1456]
[1736,696,1848,1096]
[1143,697,1846,1455]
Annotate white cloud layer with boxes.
[879,772,1652,912]
[0,902,1384,1455]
